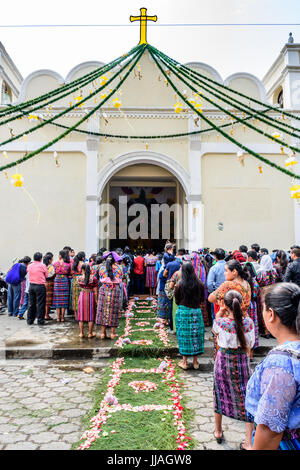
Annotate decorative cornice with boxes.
[0,43,23,83]
[0,66,20,97]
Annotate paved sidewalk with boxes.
[0,363,101,450]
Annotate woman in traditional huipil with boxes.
[213,290,255,449]
[71,251,85,313]
[175,263,205,370]
[77,264,98,338]
[43,253,55,320]
[256,254,279,338]
[52,250,72,322]
[246,283,300,450]
[192,251,210,326]
[208,260,251,314]
[144,249,158,297]
[95,252,123,340]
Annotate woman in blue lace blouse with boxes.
[245,282,300,450]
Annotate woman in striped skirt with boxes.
[212,290,255,449]
[43,253,55,320]
[72,251,85,313]
[95,252,123,340]
[77,264,98,338]
[52,250,72,322]
[144,250,158,297]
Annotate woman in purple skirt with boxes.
[212,290,255,450]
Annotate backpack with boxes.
[5,263,21,285]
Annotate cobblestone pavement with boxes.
[181,370,246,450]
[0,360,247,451]
[0,363,101,450]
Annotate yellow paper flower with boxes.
[285,156,298,167]
[290,185,300,191]
[100,93,107,100]
[272,132,281,140]
[28,114,38,120]
[174,102,183,114]
[100,76,108,86]
[113,98,122,108]
[291,192,300,199]
[11,173,24,187]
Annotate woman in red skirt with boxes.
[77,264,98,338]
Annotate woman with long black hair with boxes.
[174,262,205,370]
[71,251,85,313]
[43,253,55,321]
[52,250,72,322]
[246,283,300,450]
[95,252,123,340]
[77,263,98,338]
[213,290,255,449]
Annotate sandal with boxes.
[100,334,106,340]
[56,319,61,323]
[110,334,118,340]
[88,333,96,339]
[177,361,188,370]
[213,431,224,444]
[193,362,200,370]
[239,442,248,451]
[79,333,84,338]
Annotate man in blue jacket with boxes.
[7,257,31,317]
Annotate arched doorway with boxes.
[97,153,190,252]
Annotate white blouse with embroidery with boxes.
[212,316,255,349]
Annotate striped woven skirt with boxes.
[249,300,259,349]
[45,279,54,308]
[52,275,70,309]
[20,279,26,306]
[72,275,82,312]
[95,283,121,327]
[157,290,170,320]
[175,305,205,356]
[145,265,157,288]
[214,348,253,422]
[77,288,97,322]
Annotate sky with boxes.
[1,0,300,81]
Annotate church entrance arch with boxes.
[97,152,190,252]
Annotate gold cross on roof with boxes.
[130,7,157,45]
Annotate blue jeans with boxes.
[7,284,21,316]
[18,292,29,317]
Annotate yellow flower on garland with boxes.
[291,192,300,199]
[11,173,24,187]
[285,156,298,167]
[272,132,282,140]
[113,98,122,108]
[100,76,108,86]
[75,96,83,108]
[100,93,107,100]
[174,102,183,114]
[28,114,38,121]
[258,166,263,174]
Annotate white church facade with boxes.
[0,37,300,268]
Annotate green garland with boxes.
[37,106,273,140]
[0,45,140,119]
[154,47,300,139]
[0,48,139,128]
[152,49,300,156]
[149,44,300,123]
[0,48,145,173]
[150,49,300,181]
[0,49,141,148]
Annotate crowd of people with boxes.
[3,241,300,450]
